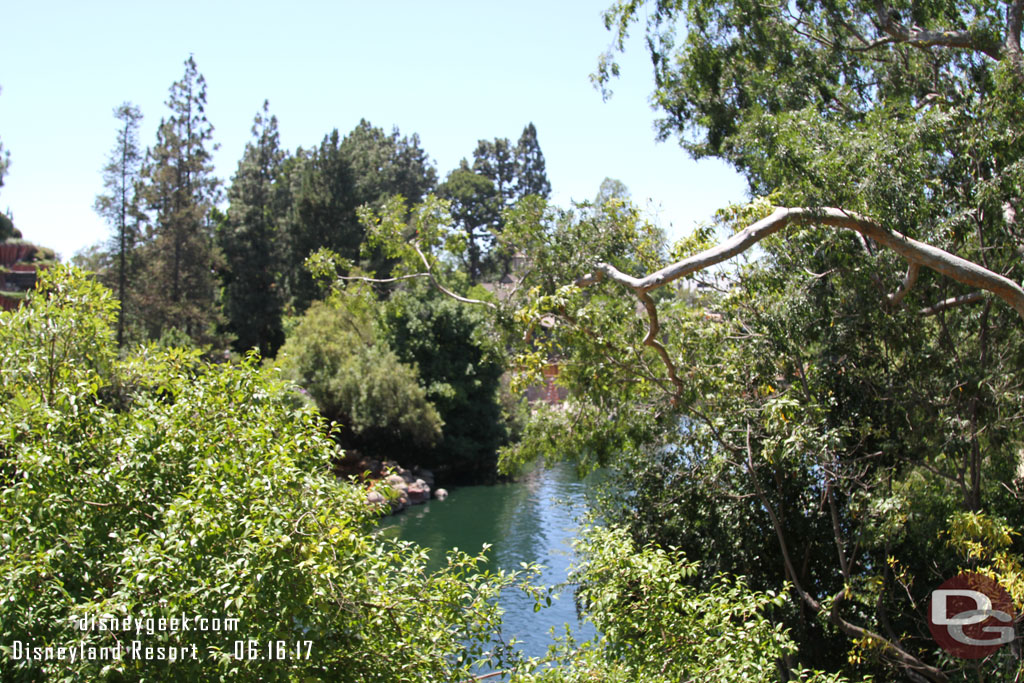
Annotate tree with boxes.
[437,159,500,282]
[275,296,443,461]
[493,1,1024,680]
[594,177,630,206]
[384,282,508,483]
[138,55,222,342]
[94,102,144,347]
[512,525,850,683]
[438,126,552,282]
[217,101,289,357]
[473,136,518,208]
[515,122,551,200]
[340,119,436,210]
[283,120,436,310]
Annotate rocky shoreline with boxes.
[360,460,448,514]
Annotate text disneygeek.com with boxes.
[3,613,313,664]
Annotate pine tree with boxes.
[217,101,288,357]
[138,56,222,342]
[283,130,354,311]
[94,103,144,347]
[514,123,550,199]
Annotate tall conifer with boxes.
[139,56,222,342]
[94,103,144,347]
[514,123,550,200]
[218,101,288,357]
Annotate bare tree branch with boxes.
[337,272,432,285]
[920,291,987,316]
[887,263,920,306]
[744,425,950,682]
[830,589,949,682]
[580,207,1024,320]
[873,2,1003,60]
[335,242,497,309]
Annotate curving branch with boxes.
[580,207,1024,319]
[887,263,920,306]
[576,207,1024,402]
[872,2,1003,61]
[335,242,497,310]
[920,291,986,316]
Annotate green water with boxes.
[378,462,598,660]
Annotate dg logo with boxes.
[928,572,1017,658]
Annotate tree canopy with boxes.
[487,1,1024,680]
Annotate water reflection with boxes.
[378,462,598,660]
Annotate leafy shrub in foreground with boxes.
[513,525,855,683]
[0,266,535,681]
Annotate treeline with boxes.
[84,56,550,358]
[80,56,553,482]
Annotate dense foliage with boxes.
[274,296,443,462]
[487,1,1024,680]
[515,526,850,683]
[384,284,508,483]
[0,266,544,681]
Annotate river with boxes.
[378,462,599,661]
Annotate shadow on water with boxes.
[378,461,601,661]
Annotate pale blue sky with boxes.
[0,1,746,261]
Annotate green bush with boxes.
[0,266,537,681]
[274,298,442,461]
[384,286,507,483]
[513,525,854,683]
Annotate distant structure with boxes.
[0,238,54,310]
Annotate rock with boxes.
[385,473,409,491]
[359,458,382,477]
[434,488,448,501]
[366,490,386,506]
[406,480,431,504]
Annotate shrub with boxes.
[0,266,537,681]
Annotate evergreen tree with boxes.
[217,101,288,357]
[472,137,517,208]
[138,56,222,342]
[283,131,355,311]
[93,103,144,347]
[340,119,436,209]
[514,122,550,199]
[284,120,435,311]
[437,159,499,283]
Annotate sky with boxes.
[0,1,748,262]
